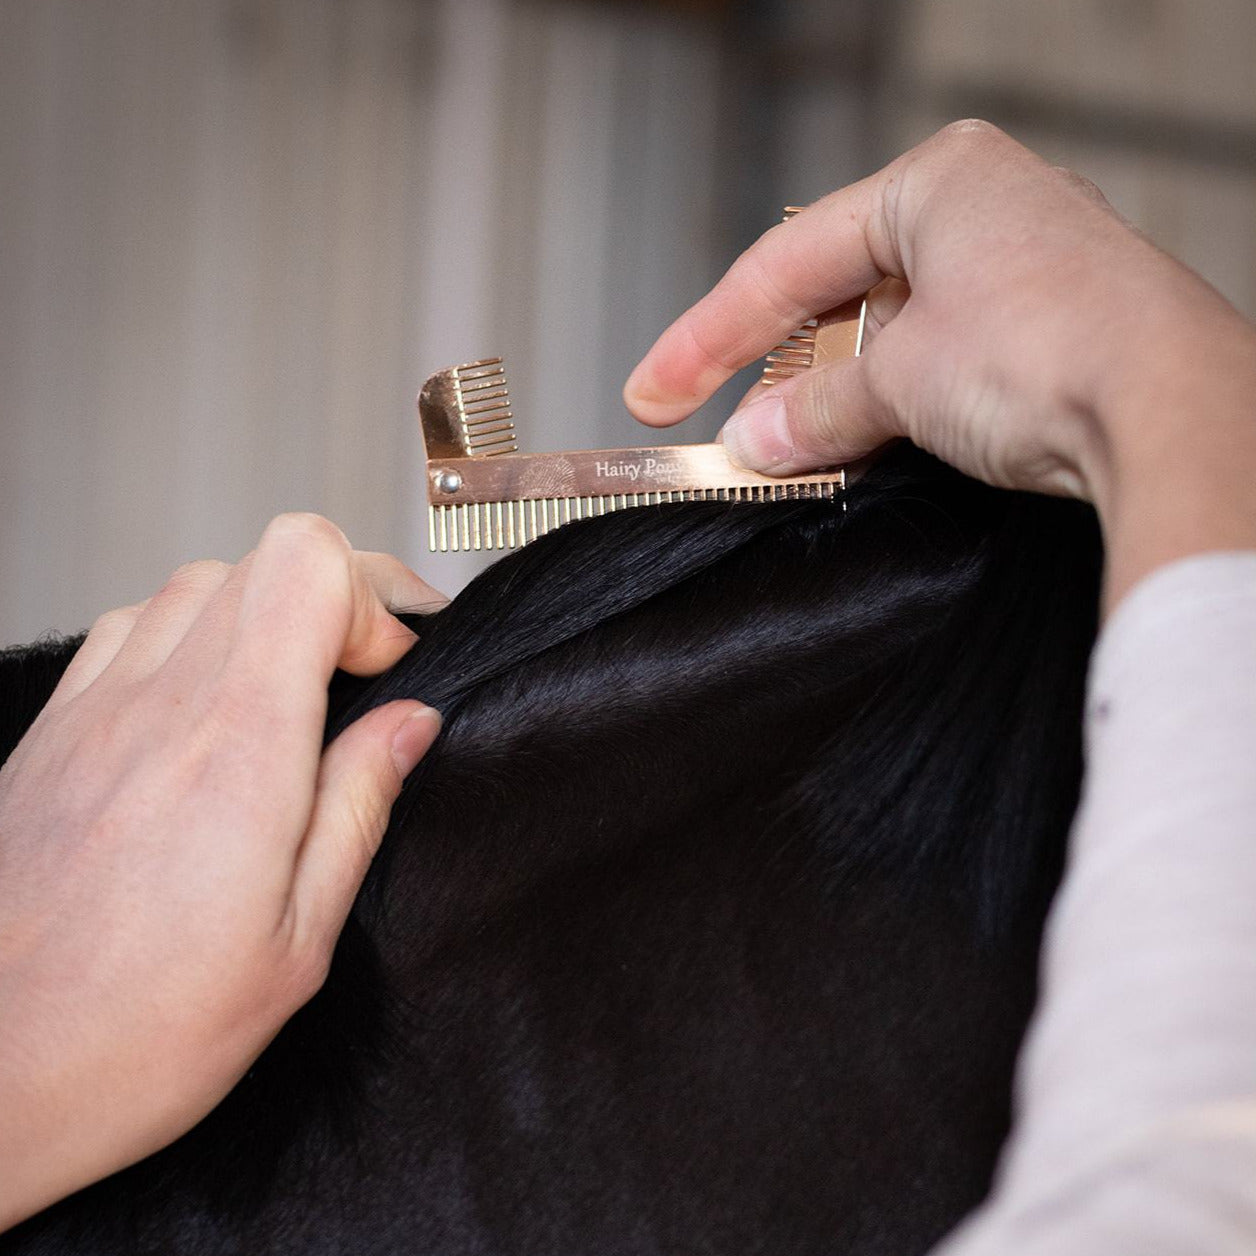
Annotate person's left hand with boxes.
[0,514,445,1230]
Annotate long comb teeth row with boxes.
[427,481,844,552]
[452,358,518,456]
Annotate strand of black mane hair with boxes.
[333,448,1097,939]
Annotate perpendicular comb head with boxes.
[760,207,866,386]
[418,358,517,460]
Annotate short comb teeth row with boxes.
[762,205,817,386]
[761,320,818,384]
[452,358,518,456]
[428,481,843,552]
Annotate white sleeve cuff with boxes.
[935,551,1256,1255]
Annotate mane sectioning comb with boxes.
[419,211,866,553]
[761,208,867,385]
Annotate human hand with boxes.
[0,515,445,1229]
[625,121,1256,606]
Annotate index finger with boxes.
[623,168,903,428]
[228,516,432,715]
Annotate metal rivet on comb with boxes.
[435,469,462,494]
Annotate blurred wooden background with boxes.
[2,0,1253,643]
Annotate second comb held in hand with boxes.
[624,120,1256,608]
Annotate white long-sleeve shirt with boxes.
[937,552,1256,1255]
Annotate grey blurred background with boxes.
[2,0,1254,644]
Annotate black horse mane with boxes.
[0,448,1101,1255]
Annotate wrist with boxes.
[1087,307,1256,611]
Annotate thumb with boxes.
[719,355,898,476]
[291,700,441,942]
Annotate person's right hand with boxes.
[625,121,1256,608]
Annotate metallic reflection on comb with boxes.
[763,318,819,384]
[452,358,517,455]
[418,210,866,554]
[417,371,851,554]
[760,207,867,387]
[425,478,846,552]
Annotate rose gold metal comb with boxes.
[760,207,867,385]
[420,210,867,553]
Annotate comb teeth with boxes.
[452,358,518,456]
[762,319,818,384]
[762,206,816,387]
[427,481,844,552]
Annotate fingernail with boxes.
[623,369,685,425]
[720,395,794,471]
[391,705,442,778]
